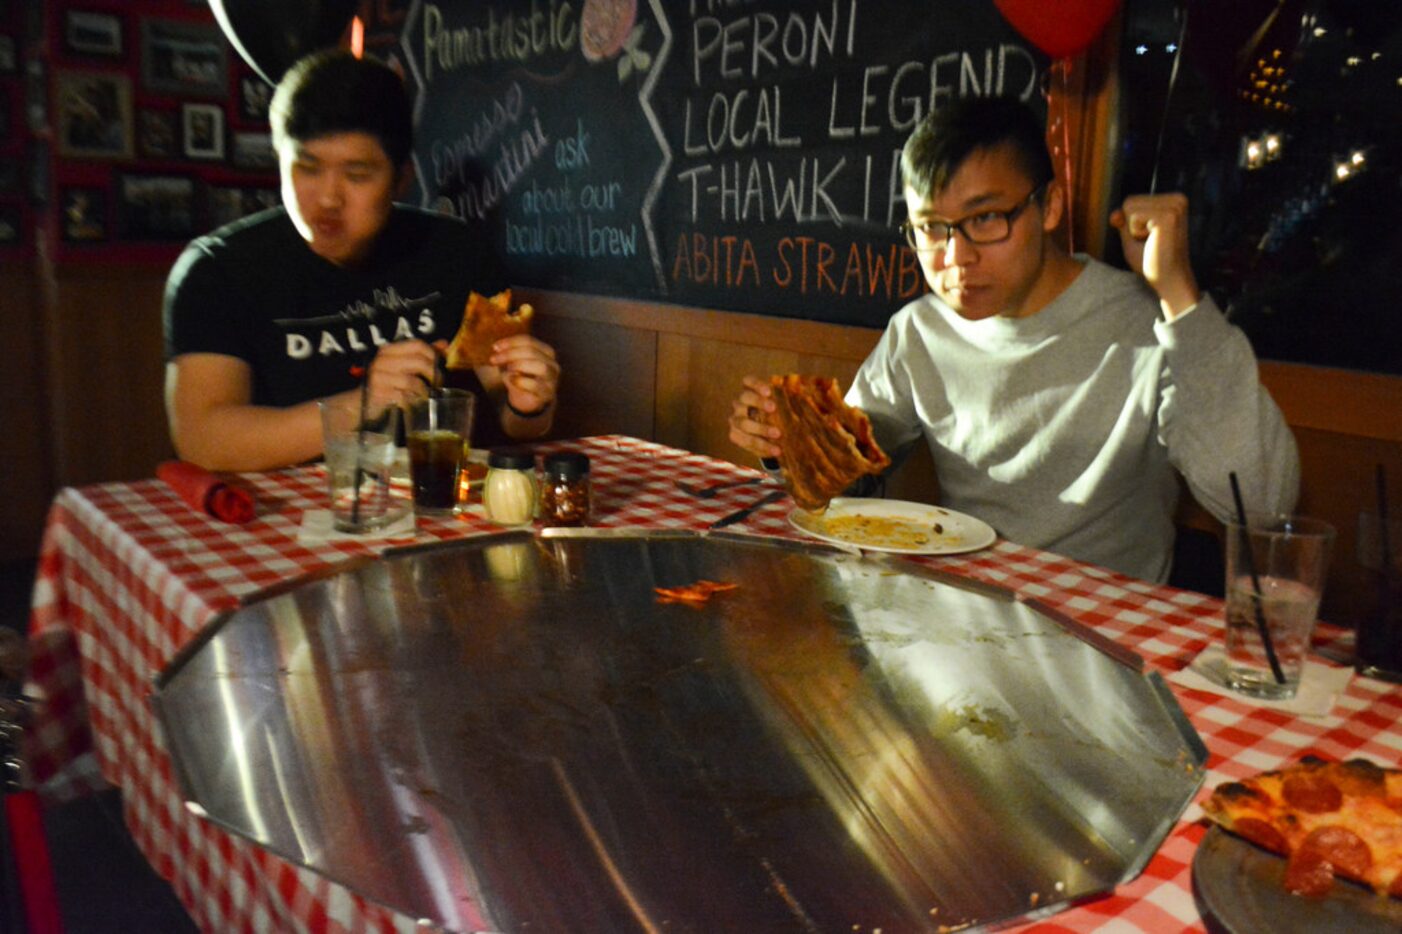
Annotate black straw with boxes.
[351,364,371,524]
[1229,472,1286,684]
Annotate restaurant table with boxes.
[21,434,1402,933]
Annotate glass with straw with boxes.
[406,357,474,515]
[1223,475,1335,699]
[319,367,407,533]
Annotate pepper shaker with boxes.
[541,452,591,527]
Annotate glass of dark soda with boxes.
[407,389,475,515]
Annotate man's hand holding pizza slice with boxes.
[445,289,560,436]
[729,374,784,460]
[728,373,890,512]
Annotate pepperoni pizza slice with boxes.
[445,289,534,370]
[767,374,890,513]
[1202,756,1402,898]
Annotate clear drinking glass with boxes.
[319,400,407,533]
[1223,514,1335,699]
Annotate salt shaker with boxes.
[541,452,591,527]
[482,448,537,527]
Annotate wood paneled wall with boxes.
[3,259,175,562]
[41,263,175,486]
[1,262,56,563]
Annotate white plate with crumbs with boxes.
[789,497,996,555]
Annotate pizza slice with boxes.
[444,289,534,370]
[1201,755,1402,898]
[767,374,890,513]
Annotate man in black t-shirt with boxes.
[164,51,560,471]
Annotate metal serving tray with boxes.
[152,530,1206,933]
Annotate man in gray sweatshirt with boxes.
[728,96,1298,584]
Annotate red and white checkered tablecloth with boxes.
[21,435,1402,933]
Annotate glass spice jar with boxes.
[541,451,591,527]
[482,447,537,527]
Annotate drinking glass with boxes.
[1356,512,1402,682]
[407,389,475,515]
[1223,514,1335,700]
[319,400,407,533]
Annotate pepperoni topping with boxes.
[1229,817,1289,855]
[1299,826,1372,881]
[1284,847,1336,897]
[1390,872,1402,898]
[1282,773,1343,813]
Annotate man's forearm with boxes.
[172,398,330,472]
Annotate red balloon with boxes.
[994,0,1123,59]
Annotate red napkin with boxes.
[157,460,256,524]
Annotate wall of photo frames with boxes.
[3,0,284,263]
[0,1,27,252]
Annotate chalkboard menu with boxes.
[400,0,1047,328]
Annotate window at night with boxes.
[1118,0,1402,375]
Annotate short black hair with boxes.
[270,51,413,168]
[901,96,1053,199]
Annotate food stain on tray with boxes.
[933,704,1018,743]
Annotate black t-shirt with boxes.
[163,205,505,408]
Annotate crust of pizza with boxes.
[767,374,890,513]
[445,289,534,370]
[1202,756,1402,898]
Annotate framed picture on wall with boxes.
[27,139,48,203]
[181,102,224,159]
[0,34,17,75]
[55,70,133,159]
[116,173,197,240]
[0,202,20,244]
[63,10,123,58]
[136,107,177,158]
[61,185,107,242]
[230,131,275,170]
[24,57,46,130]
[237,74,272,122]
[141,19,227,98]
[207,185,278,227]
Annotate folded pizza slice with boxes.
[445,289,534,370]
[768,374,890,513]
[1202,756,1402,898]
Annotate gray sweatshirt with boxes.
[847,257,1300,582]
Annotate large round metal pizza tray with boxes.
[153,529,1207,932]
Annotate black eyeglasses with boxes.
[901,182,1047,252]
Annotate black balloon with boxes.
[210,0,360,86]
